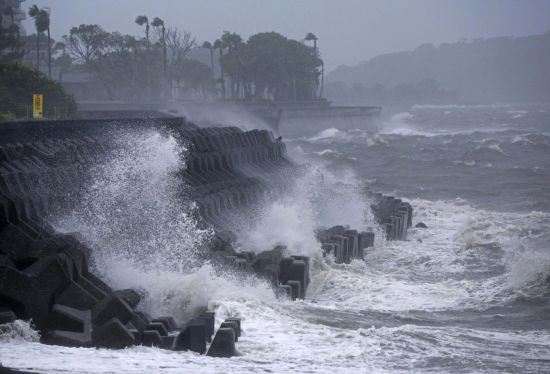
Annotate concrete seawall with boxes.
[0,117,411,354]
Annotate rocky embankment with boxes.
[0,117,412,355]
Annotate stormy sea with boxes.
[1,104,549,373]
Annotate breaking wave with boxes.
[2,104,550,373]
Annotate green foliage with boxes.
[54,19,321,102]
[60,23,199,100]
[0,64,77,119]
[0,112,16,121]
[28,5,49,33]
[304,32,317,41]
[135,15,149,40]
[0,21,23,63]
[135,15,149,27]
[0,3,24,63]
[171,59,213,97]
[63,24,108,64]
[222,31,323,101]
[53,41,72,74]
[151,17,164,28]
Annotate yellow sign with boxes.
[33,94,43,119]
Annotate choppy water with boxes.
[1,104,550,373]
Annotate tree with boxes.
[202,41,214,80]
[165,27,195,64]
[0,3,24,63]
[93,32,149,100]
[28,5,49,70]
[305,32,318,50]
[304,32,320,98]
[242,32,322,101]
[135,15,150,40]
[171,59,213,99]
[135,15,151,95]
[151,17,166,80]
[43,8,52,79]
[219,31,244,99]
[213,38,225,99]
[62,24,107,64]
[53,41,72,80]
[0,63,77,119]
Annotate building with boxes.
[0,0,26,36]
[60,71,107,101]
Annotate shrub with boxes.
[0,63,77,120]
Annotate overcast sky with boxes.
[22,0,550,71]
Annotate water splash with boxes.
[52,129,220,318]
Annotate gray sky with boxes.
[22,0,550,71]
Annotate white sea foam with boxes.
[379,112,438,137]
[0,320,40,343]
[413,103,509,110]
[308,127,345,141]
[52,130,220,322]
[314,148,341,156]
[234,165,375,260]
[5,106,550,373]
[511,134,535,145]
[2,196,549,373]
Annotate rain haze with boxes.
[2,1,550,373]
[23,0,550,70]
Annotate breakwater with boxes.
[0,117,411,355]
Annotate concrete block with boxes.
[114,289,141,309]
[49,304,92,347]
[286,280,301,300]
[145,322,168,337]
[92,295,134,326]
[151,316,177,331]
[141,330,163,347]
[206,328,236,358]
[220,320,239,342]
[93,317,135,348]
[224,318,241,338]
[173,320,207,354]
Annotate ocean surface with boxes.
[1,104,550,373]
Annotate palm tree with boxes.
[28,5,49,72]
[43,9,52,79]
[213,39,225,99]
[305,32,320,99]
[151,17,166,80]
[135,15,151,96]
[220,32,243,99]
[305,32,317,50]
[135,15,150,40]
[202,41,214,80]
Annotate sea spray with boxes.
[106,260,278,324]
[52,128,226,319]
[49,127,306,323]
[0,320,40,343]
[2,104,550,373]
[233,165,377,256]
